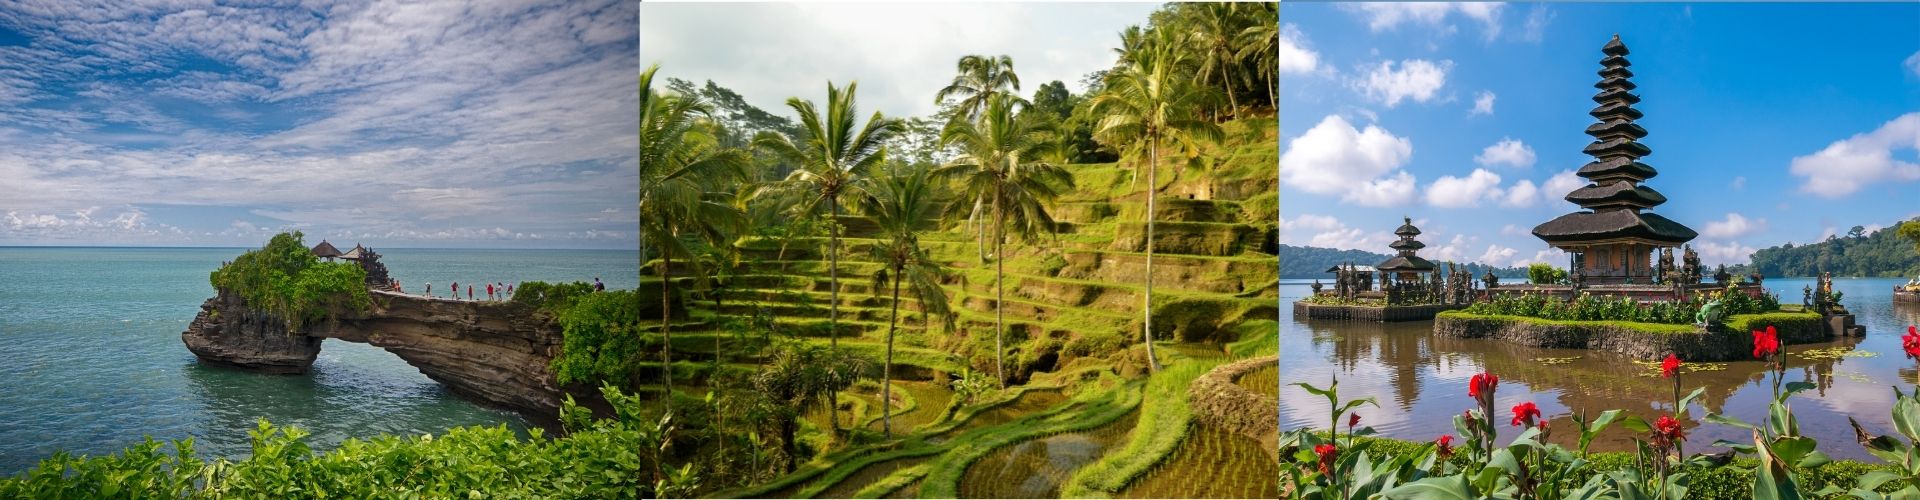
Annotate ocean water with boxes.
[0,246,638,475]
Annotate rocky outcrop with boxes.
[1188,356,1279,460]
[183,289,573,423]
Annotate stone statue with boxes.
[1803,285,1814,308]
[1681,245,1702,285]
[1713,264,1730,285]
[1657,248,1674,284]
[1311,280,1324,295]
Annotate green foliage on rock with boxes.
[516,281,645,388]
[1463,287,1780,325]
[209,231,370,332]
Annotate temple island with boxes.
[1298,35,1864,360]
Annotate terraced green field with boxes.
[648,118,1280,498]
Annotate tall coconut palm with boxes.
[641,65,750,413]
[936,94,1074,386]
[859,163,955,438]
[1089,27,1223,373]
[935,54,1029,264]
[1235,2,1281,110]
[933,54,1027,123]
[755,81,901,434]
[1185,3,1253,121]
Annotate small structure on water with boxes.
[1299,218,1472,322]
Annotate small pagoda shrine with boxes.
[1531,35,1697,286]
[1376,217,1436,282]
[311,240,343,261]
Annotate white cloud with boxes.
[1477,244,1518,267]
[1907,50,1920,78]
[641,2,1157,118]
[1279,213,1394,251]
[1425,168,1503,208]
[1696,241,1758,266]
[1281,115,1416,207]
[1729,176,1746,190]
[1500,179,1539,208]
[1701,213,1768,239]
[1521,5,1555,43]
[1500,224,1527,237]
[1789,112,1920,197]
[1471,90,1495,116]
[1474,138,1536,168]
[1343,3,1504,41]
[1278,24,1319,74]
[1356,59,1451,107]
[1520,249,1568,268]
[1541,169,1585,207]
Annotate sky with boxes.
[639,2,1160,121]
[1278,2,1920,267]
[0,0,640,248]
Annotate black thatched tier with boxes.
[1585,120,1648,140]
[1565,182,1667,208]
[1583,138,1653,158]
[1532,210,1697,245]
[1376,255,1435,272]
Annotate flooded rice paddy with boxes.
[1119,424,1280,498]
[959,412,1140,498]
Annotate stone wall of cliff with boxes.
[183,289,580,424]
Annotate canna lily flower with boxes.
[1314,443,1337,475]
[1349,413,1361,428]
[1511,402,1542,427]
[1469,372,1499,402]
[1752,326,1780,359]
[1661,353,1682,378]
[1435,435,1454,460]
[1903,326,1920,360]
[1651,414,1687,449]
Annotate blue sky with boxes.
[0,1,639,248]
[1279,2,1920,267]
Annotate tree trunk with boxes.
[1220,54,1240,121]
[661,252,675,412]
[1266,67,1277,114]
[1143,139,1161,372]
[995,188,1007,388]
[884,265,902,438]
[782,417,797,473]
[827,198,842,436]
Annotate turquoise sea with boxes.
[0,246,638,475]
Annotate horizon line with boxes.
[0,244,640,252]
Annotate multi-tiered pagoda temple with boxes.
[1377,217,1436,282]
[1532,35,1696,285]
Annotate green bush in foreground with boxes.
[0,386,671,498]
[209,231,370,332]
[1464,285,1780,325]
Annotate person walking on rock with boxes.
[426,282,432,297]
[593,277,605,292]
[468,284,474,301]
[486,283,495,301]
[452,281,459,300]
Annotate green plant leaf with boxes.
[1381,475,1478,500]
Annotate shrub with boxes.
[1528,263,1568,285]
[209,231,370,332]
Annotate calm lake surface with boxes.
[0,246,638,475]
[1280,277,1920,461]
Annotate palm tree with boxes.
[933,54,1027,123]
[640,64,749,412]
[936,94,1074,386]
[1089,27,1223,373]
[1235,2,1280,111]
[859,163,955,438]
[1185,3,1253,121]
[752,341,869,472]
[755,80,902,435]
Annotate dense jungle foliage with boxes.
[207,231,370,332]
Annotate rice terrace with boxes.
[640,2,1281,498]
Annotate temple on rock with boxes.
[1376,217,1436,282]
[311,240,343,261]
[1531,34,1697,285]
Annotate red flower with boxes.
[1435,435,1455,460]
[1314,443,1338,475]
[1349,413,1361,428]
[1511,402,1542,427]
[1469,372,1499,402]
[1903,326,1920,360]
[1661,353,1682,378]
[1752,326,1780,359]
[1651,414,1687,449]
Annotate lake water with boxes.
[0,246,638,475]
[1279,277,1920,461]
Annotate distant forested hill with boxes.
[1748,219,1920,278]
[1279,244,1530,279]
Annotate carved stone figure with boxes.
[1311,280,1324,295]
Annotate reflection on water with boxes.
[1280,277,1920,460]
